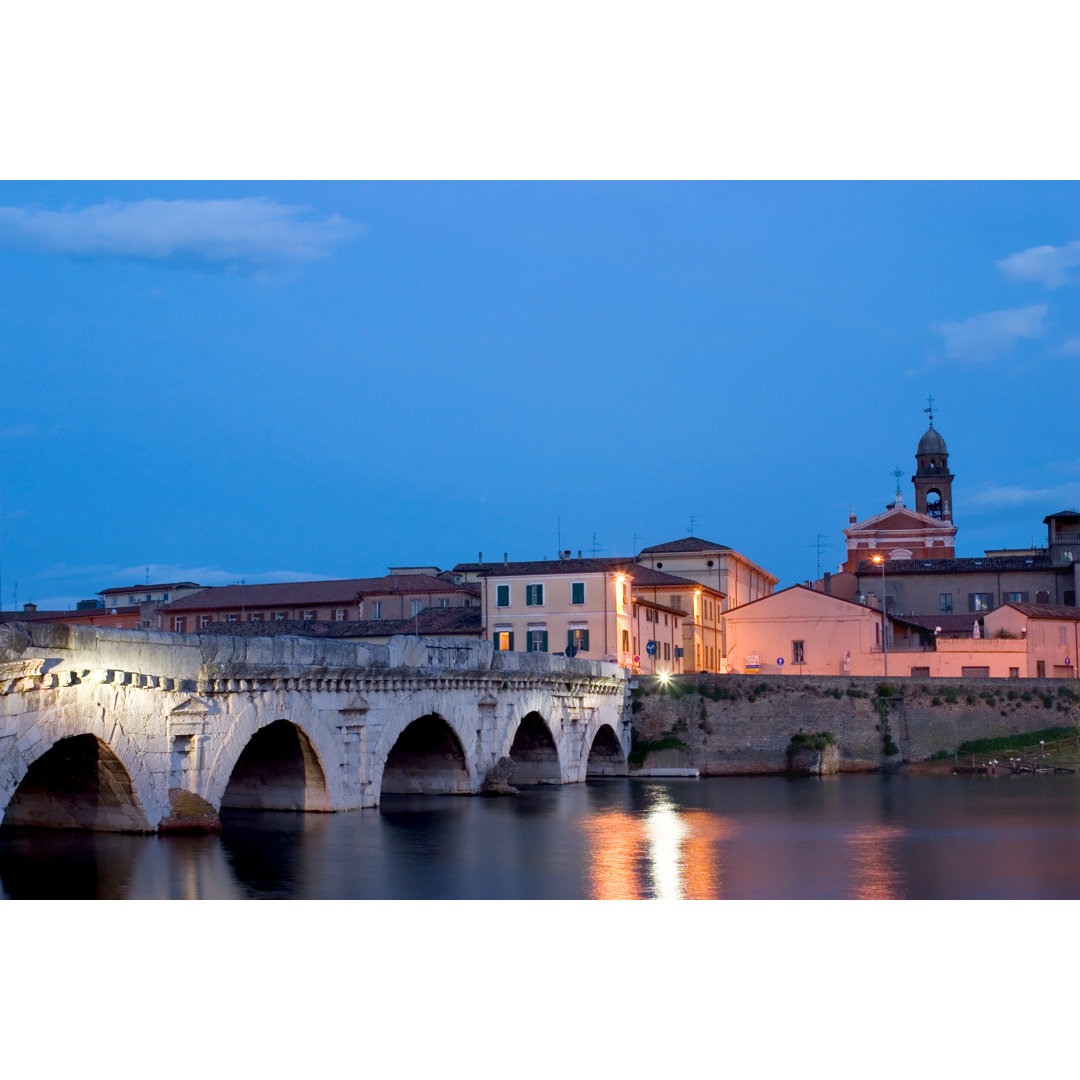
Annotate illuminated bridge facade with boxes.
[0,623,629,832]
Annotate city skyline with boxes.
[2,181,1078,609]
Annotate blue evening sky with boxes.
[2,181,1078,608]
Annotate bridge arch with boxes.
[375,712,473,798]
[585,723,628,778]
[506,711,562,784]
[206,713,338,814]
[1,732,152,832]
[220,719,331,812]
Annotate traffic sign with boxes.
[777,657,784,667]
[646,640,657,656]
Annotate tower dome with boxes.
[917,425,948,456]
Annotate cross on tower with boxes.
[924,392,935,428]
[892,465,903,495]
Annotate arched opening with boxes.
[221,720,331,812]
[2,734,150,832]
[381,714,470,797]
[926,488,943,519]
[586,724,627,778]
[508,712,561,784]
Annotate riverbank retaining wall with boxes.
[630,674,1080,774]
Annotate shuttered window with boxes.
[571,582,585,604]
[496,584,510,607]
[526,584,544,606]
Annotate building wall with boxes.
[636,551,776,611]
[984,607,1080,679]
[629,603,683,675]
[861,567,1075,618]
[483,569,632,664]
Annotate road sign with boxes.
[646,640,657,656]
[777,658,784,667]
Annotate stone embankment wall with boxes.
[630,674,1080,774]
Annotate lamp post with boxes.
[872,554,888,677]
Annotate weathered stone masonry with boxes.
[0,623,630,831]
[631,673,1080,774]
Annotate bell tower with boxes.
[911,398,954,522]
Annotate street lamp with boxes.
[871,554,888,677]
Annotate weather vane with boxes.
[924,392,935,428]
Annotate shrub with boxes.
[628,733,689,766]
[876,683,896,698]
[788,731,836,753]
[846,687,867,698]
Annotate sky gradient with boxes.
[2,181,1078,609]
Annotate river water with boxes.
[3,773,1080,899]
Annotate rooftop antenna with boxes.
[557,515,561,554]
[146,565,150,586]
[688,515,698,537]
[806,534,829,579]
[590,532,603,557]
[633,531,644,555]
[924,392,936,428]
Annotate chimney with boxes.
[560,550,571,561]
[823,571,832,595]
[849,503,857,524]
[478,552,483,565]
[577,550,582,559]
[503,552,508,566]
[23,602,37,613]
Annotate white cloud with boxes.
[998,240,1080,288]
[0,198,356,270]
[967,481,1080,511]
[932,304,1048,363]
[1060,337,1080,355]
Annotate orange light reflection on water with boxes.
[846,824,905,899]
[583,793,735,899]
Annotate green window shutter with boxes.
[497,584,509,607]
[568,629,575,651]
[541,631,548,652]
[572,582,584,604]
[494,630,500,647]
[526,585,533,606]
[508,631,514,651]
[582,629,589,652]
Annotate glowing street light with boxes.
[871,554,888,677]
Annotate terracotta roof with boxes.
[194,605,483,638]
[722,584,927,632]
[855,555,1055,574]
[625,563,723,595]
[638,537,731,554]
[0,606,141,622]
[161,575,477,612]
[452,557,637,578]
[997,602,1080,621]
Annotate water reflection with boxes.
[2,775,1080,899]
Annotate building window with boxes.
[526,583,544,606]
[276,611,287,621]
[1066,591,1077,606]
[173,617,185,632]
[411,600,422,617]
[1009,667,1020,678]
[251,613,262,621]
[494,628,513,651]
[792,640,805,664]
[371,602,381,620]
[1037,661,1047,678]
[336,609,347,621]
[1036,590,1050,604]
[1005,592,1029,604]
[303,609,316,620]
[1060,626,1068,646]
[571,582,585,605]
[527,628,548,652]
[663,642,670,660]
[568,627,589,653]
[969,593,994,612]
[438,598,450,607]
[496,584,510,607]
[228,613,238,622]
[939,594,953,614]
[162,594,169,602]
[200,615,210,628]
[622,629,630,652]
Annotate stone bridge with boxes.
[0,622,630,832]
